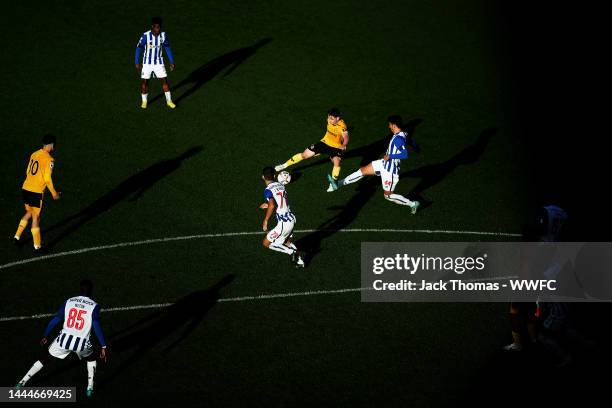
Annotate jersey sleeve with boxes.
[264,188,274,202]
[135,34,146,64]
[162,34,174,64]
[388,137,408,160]
[43,159,58,196]
[91,305,107,347]
[43,301,66,338]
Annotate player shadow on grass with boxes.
[41,146,203,249]
[99,274,235,386]
[401,127,496,209]
[149,38,273,105]
[289,118,424,179]
[33,275,235,389]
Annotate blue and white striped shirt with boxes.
[384,131,409,174]
[135,31,174,65]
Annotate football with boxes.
[277,171,291,185]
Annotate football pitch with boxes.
[0,0,584,405]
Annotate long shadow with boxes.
[294,120,424,262]
[42,146,203,249]
[290,118,424,174]
[98,274,235,385]
[401,127,496,208]
[296,177,379,263]
[33,275,235,388]
[150,38,272,105]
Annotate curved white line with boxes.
[0,228,520,270]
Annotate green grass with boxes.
[0,0,529,406]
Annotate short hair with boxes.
[387,115,403,129]
[327,107,341,118]
[42,133,56,145]
[151,16,163,26]
[262,166,275,181]
[80,279,93,296]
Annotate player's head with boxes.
[151,16,163,34]
[387,115,403,133]
[262,166,275,183]
[327,107,341,125]
[80,279,94,297]
[42,133,56,151]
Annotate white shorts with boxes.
[141,64,167,79]
[371,159,399,192]
[48,335,93,360]
[266,218,295,243]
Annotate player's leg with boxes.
[160,77,175,109]
[326,155,343,192]
[329,161,376,190]
[16,343,55,387]
[275,146,317,171]
[85,353,97,397]
[14,211,32,242]
[31,211,42,250]
[263,237,295,255]
[140,79,149,109]
[382,172,420,213]
[264,221,297,256]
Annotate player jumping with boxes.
[135,16,176,109]
[274,108,350,191]
[13,134,61,251]
[260,167,305,267]
[16,280,108,398]
[327,115,420,213]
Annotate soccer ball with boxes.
[277,171,291,185]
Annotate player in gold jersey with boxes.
[274,108,350,191]
[13,134,61,251]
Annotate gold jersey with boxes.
[22,149,57,196]
[321,119,347,148]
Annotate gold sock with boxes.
[332,166,341,180]
[31,227,41,248]
[15,219,28,239]
[284,153,303,167]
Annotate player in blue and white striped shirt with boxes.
[16,280,108,398]
[135,16,176,109]
[328,115,420,213]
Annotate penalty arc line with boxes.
[0,228,521,271]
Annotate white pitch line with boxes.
[0,277,520,324]
[0,287,368,323]
[0,228,520,270]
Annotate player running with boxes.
[135,16,176,109]
[16,280,108,398]
[260,167,305,267]
[327,115,420,213]
[274,108,350,191]
[13,134,61,251]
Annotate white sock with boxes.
[385,194,414,206]
[339,169,363,186]
[141,93,148,102]
[87,361,96,389]
[20,360,44,385]
[269,242,295,255]
[164,91,172,102]
[287,242,297,250]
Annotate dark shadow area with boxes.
[100,275,235,386]
[296,177,379,264]
[42,146,203,249]
[150,38,272,105]
[401,127,496,209]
